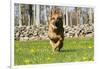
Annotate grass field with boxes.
[15,37,94,65]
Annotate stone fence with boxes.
[15,24,94,41]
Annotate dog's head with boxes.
[49,7,63,28]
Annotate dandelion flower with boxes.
[47,57,50,60]
[88,46,92,49]
[30,48,35,53]
[83,57,87,60]
[24,59,30,64]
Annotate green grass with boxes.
[15,37,94,65]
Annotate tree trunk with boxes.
[63,7,66,27]
[70,12,72,27]
[44,5,47,25]
[19,4,22,27]
[29,5,33,26]
[76,7,81,26]
[88,8,92,24]
[36,5,40,26]
[65,7,68,26]
[21,5,26,26]
[32,5,36,26]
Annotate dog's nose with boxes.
[55,21,59,27]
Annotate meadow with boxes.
[15,37,94,65]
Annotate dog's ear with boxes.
[48,8,53,22]
[48,13,51,24]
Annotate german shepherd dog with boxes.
[48,7,64,52]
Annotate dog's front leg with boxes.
[51,24,57,30]
[55,36,63,51]
[50,40,56,52]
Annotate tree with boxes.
[32,5,36,26]
[75,7,81,26]
[35,5,40,26]
[88,8,93,24]
[65,7,68,26]
[18,4,22,27]
[43,5,47,25]
[28,4,33,25]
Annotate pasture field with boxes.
[15,38,94,65]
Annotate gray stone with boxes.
[14,24,94,41]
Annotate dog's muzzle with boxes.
[55,20,60,28]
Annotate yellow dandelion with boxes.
[83,57,87,60]
[24,59,30,64]
[47,57,50,60]
[30,48,35,53]
[88,46,92,49]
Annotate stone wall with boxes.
[15,24,94,41]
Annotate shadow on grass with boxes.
[60,49,78,52]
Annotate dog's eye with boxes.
[51,17,55,20]
[57,17,62,20]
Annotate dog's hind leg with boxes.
[58,41,63,52]
[55,40,61,52]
